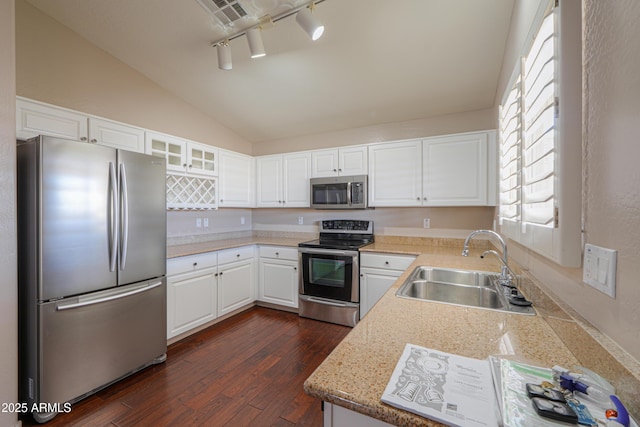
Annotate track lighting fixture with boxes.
[296,5,324,41]
[210,1,327,71]
[216,41,232,70]
[246,27,266,58]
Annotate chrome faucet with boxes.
[462,230,514,287]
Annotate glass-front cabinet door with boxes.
[145,131,187,173]
[187,142,218,176]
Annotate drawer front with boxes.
[217,245,255,265]
[360,253,416,271]
[167,252,217,276]
[258,246,299,261]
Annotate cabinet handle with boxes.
[215,273,218,277]
[275,252,279,256]
[333,169,337,172]
[220,199,224,203]
[90,139,97,143]
[188,164,193,168]
[423,197,427,201]
[236,253,240,257]
[360,274,363,277]
[193,262,198,266]
[416,197,420,201]
[385,261,389,265]
[338,168,342,172]
[80,136,87,141]
[293,267,297,271]
[183,163,187,167]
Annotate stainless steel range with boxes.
[298,220,374,327]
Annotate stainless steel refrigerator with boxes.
[17,136,167,423]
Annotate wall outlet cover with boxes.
[423,218,430,228]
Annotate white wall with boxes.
[497,0,640,361]
[0,1,19,426]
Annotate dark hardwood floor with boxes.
[24,307,350,427]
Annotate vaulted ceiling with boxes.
[25,0,514,143]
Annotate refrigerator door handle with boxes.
[120,163,129,270]
[56,281,163,311]
[109,162,118,272]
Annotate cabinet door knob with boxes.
[423,197,427,201]
[193,262,198,266]
[80,136,87,141]
[333,169,337,172]
[293,267,297,271]
[183,163,187,167]
[90,139,97,143]
[416,197,420,201]
[236,253,240,257]
[220,199,224,203]
[219,272,223,276]
[275,252,279,256]
[385,261,389,265]
[338,168,342,172]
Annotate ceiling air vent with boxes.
[196,0,248,26]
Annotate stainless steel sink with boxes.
[396,267,535,315]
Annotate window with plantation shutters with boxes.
[498,0,582,267]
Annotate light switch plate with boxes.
[583,243,617,298]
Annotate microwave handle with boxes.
[347,182,352,206]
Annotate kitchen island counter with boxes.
[304,243,640,426]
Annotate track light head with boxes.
[296,7,324,41]
[246,27,266,58]
[216,41,232,70]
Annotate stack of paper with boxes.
[381,344,499,427]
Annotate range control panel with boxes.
[320,220,372,233]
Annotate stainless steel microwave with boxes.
[310,175,367,209]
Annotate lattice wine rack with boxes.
[166,173,217,210]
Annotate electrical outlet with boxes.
[583,244,617,298]
[196,218,202,228]
[298,216,304,225]
[240,216,245,225]
[423,218,430,228]
[203,218,209,227]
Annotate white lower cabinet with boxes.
[167,252,218,339]
[258,246,299,309]
[217,247,255,316]
[359,253,416,318]
[324,403,393,427]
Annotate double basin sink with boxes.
[396,266,535,315]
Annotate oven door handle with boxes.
[298,247,359,257]
[300,295,356,308]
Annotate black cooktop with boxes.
[298,220,374,250]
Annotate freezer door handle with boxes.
[120,163,129,270]
[56,281,163,311]
[108,162,118,272]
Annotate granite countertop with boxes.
[304,242,640,425]
[167,236,306,258]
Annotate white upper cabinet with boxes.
[88,117,145,152]
[368,131,496,207]
[17,98,145,153]
[368,139,423,206]
[146,131,218,176]
[311,146,368,177]
[283,152,312,206]
[17,98,88,141]
[422,131,495,206]
[219,149,254,207]
[146,131,187,173]
[187,142,219,176]
[256,152,311,207]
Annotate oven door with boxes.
[299,247,359,303]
